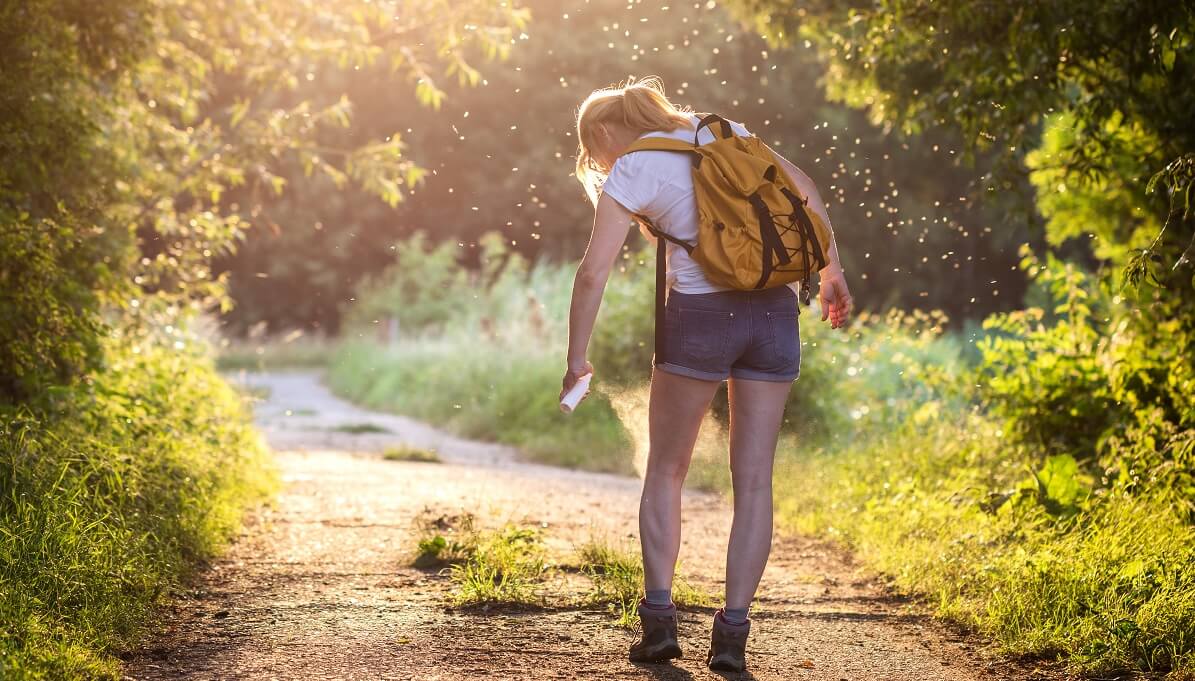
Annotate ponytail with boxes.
[574,76,692,204]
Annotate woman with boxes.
[561,77,852,672]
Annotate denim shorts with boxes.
[655,286,801,383]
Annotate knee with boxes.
[645,454,688,487]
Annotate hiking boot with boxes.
[629,598,682,663]
[706,609,750,672]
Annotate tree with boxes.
[0,0,526,402]
[722,0,1194,474]
[725,0,1193,285]
[218,0,1039,334]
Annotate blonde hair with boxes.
[574,76,692,204]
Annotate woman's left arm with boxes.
[767,144,854,329]
[561,192,635,398]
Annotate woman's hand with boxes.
[560,360,595,402]
[818,265,853,330]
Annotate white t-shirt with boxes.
[601,113,752,294]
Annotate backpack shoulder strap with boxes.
[694,113,735,141]
[620,137,700,156]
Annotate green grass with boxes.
[449,526,551,607]
[412,510,478,568]
[332,422,391,434]
[215,335,333,371]
[0,338,277,680]
[383,444,440,463]
[409,510,551,606]
[775,413,1195,676]
[577,537,715,628]
[328,334,635,474]
[409,513,713,622]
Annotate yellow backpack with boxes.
[619,114,832,303]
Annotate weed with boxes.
[449,527,550,607]
[332,422,391,434]
[383,445,440,463]
[411,510,555,608]
[577,537,714,628]
[412,511,477,568]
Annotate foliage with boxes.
[330,231,634,473]
[0,336,276,680]
[1027,112,1164,264]
[775,414,1195,675]
[221,0,1037,335]
[1134,153,1195,290]
[978,248,1116,456]
[723,0,1195,444]
[727,0,1193,189]
[0,218,122,401]
[724,0,1195,322]
[0,0,527,403]
[1,3,524,676]
[0,0,141,402]
[979,247,1195,509]
[344,233,486,335]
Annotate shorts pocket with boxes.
[767,310,800,366]
[678,308,733,366]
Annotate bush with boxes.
[776,414,1195,675]
[0,214,125,404]
[0,337,276,679]
[979,247,1195,509]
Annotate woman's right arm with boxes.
[561,192,635,397]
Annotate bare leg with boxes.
[724,377,792,610]
[640,368,721,594]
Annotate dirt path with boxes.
[124,371,1049,681]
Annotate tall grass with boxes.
[330,333,634,473]
[329,236,639,472]
[777,414,1195,675]
[215,336,335,371]
[0,338,276,679]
